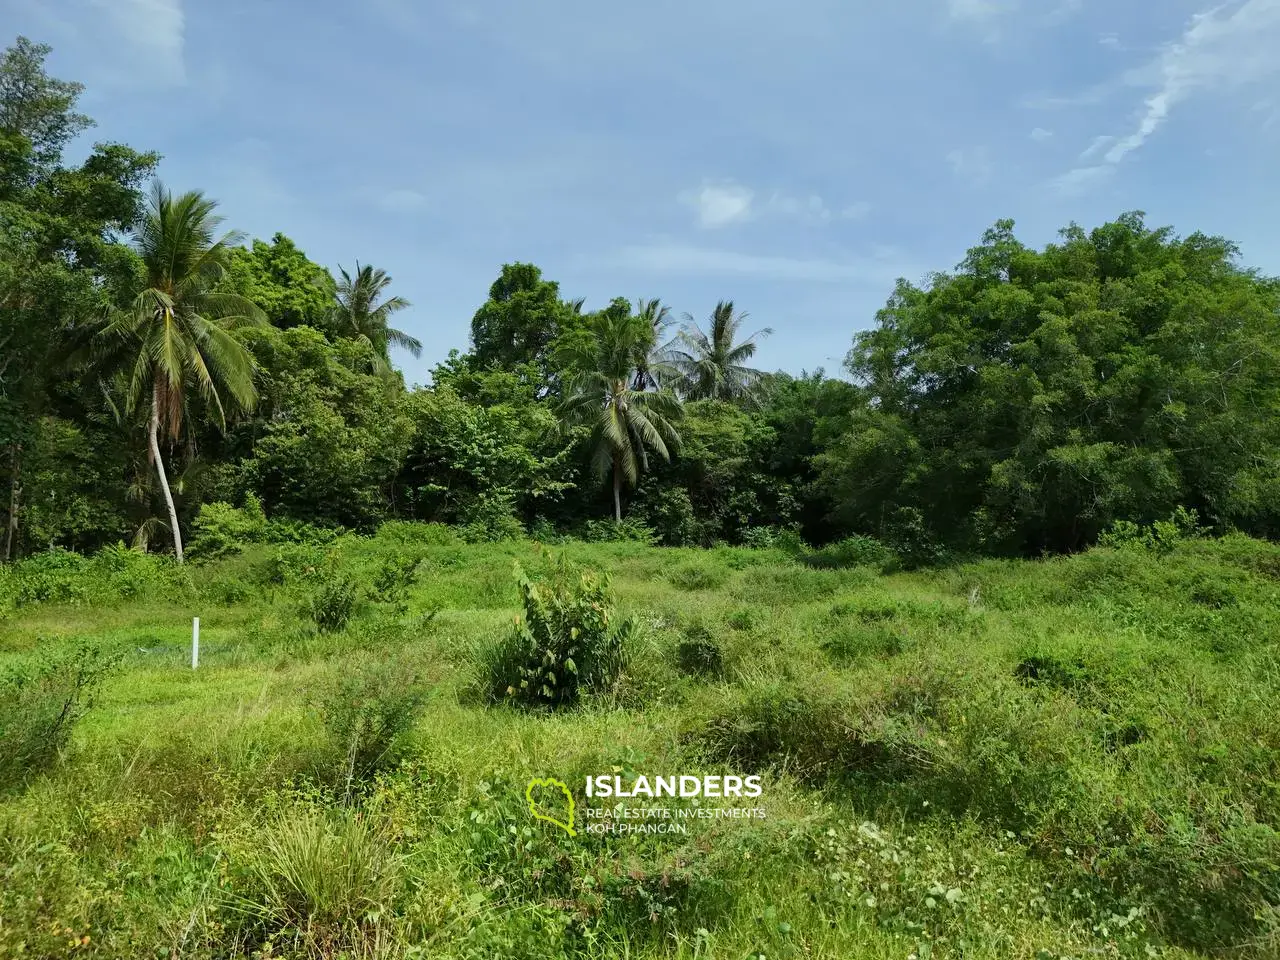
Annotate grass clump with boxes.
[308,575,358,632]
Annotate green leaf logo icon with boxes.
[526,777,577,837]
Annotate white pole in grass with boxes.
[192,617,200,670]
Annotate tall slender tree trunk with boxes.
[613,457,622,522]
[149,386,184,563]
[3,441,20,562]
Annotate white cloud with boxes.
[683,182,756,228]
[1030,127,1054,142]
[1107,0,1280,164]
[946,146,993,185]
[614,242,910,285]
[1047,0,1280,196]
[681,181,869,228]
[88,0,185,84]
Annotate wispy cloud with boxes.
[1051,164,1114,197]
[683,182,755,228]
[88,0,185,84]
[612,242,910,285]
[1049,0,1280,194]
[681,181,870,228]
[1030,127,1054,142]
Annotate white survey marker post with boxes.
[192,617,200,669]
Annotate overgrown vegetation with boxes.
[1,528,1277,957]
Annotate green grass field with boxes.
[2,528,1278,959]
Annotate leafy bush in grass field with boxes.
[802,535,899,572]
[0,644,122,791]
[313,654,431,793]
[309,575,358,632]
[482,559,635,708]
[188,494,267,560]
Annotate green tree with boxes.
[0,38,156,560]
[819,213,1280,554]
[558,310,683,520]
[668,300,773,403]
[100,183,264,562]
[329,262,420,378]
[221,233,336,333]
[469,263,583,387]
[632,297,673,391]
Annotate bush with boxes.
[676,623,724,677]
[1098,506,1208,555]
[313,654,431,793]
[581,517,659,544]
[803,535,899,572]
[257,544,329,587]
[375,520,460,546]
[457,494,526,543]
[482,559,636,709]
[666,561,730,591]
[188,495,267,560]
[368,555,421,609]
[0,644,122,791]
[309,576,358,632]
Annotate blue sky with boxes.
[6,0,1280,385]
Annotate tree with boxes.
[668,300,773,403]
[0,36,92,171]
[632,297,673,391]
[818,213,1280,555]
[99,183,264,562]
[329,262,420,378]
[0,38,156,560]
[558,310,683,520]
[469,263,583,387]
[221,233,336,333]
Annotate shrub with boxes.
[187,495,267,560]
[803,535,899,572]
[676,624,724,677]
[368,554,421,608]
[482,559,636,708]
[666,561,730,591]
[228,807,402,950]
[1098,506,1208,555]
[309,576,358,632]
[257,544,329,587]
[313,654,431,793]
[375,520,459,546]
[0,644,122,791]
[457,494,526,543]
[581,517,659,544]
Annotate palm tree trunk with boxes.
[3,441,20,562]
[613,457,622,522]
[150,386,184,563]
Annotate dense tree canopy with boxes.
[3,35,1279,561]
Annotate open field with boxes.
[2,527,1279,959]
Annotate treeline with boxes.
[3,37,1280,564]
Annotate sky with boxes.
[5,0,1280,386]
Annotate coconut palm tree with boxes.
[558,310,683,521]
[667,300,773,404]
[330,262,421,377]
[632,297,673,391]
[100,183,265,562]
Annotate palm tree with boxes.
[330,262,421,377]
[100,183,265,562]
[559,311,683,521]
[632,297,673,391]
[667,300,773,403]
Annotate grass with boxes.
[0,530,1278,958]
